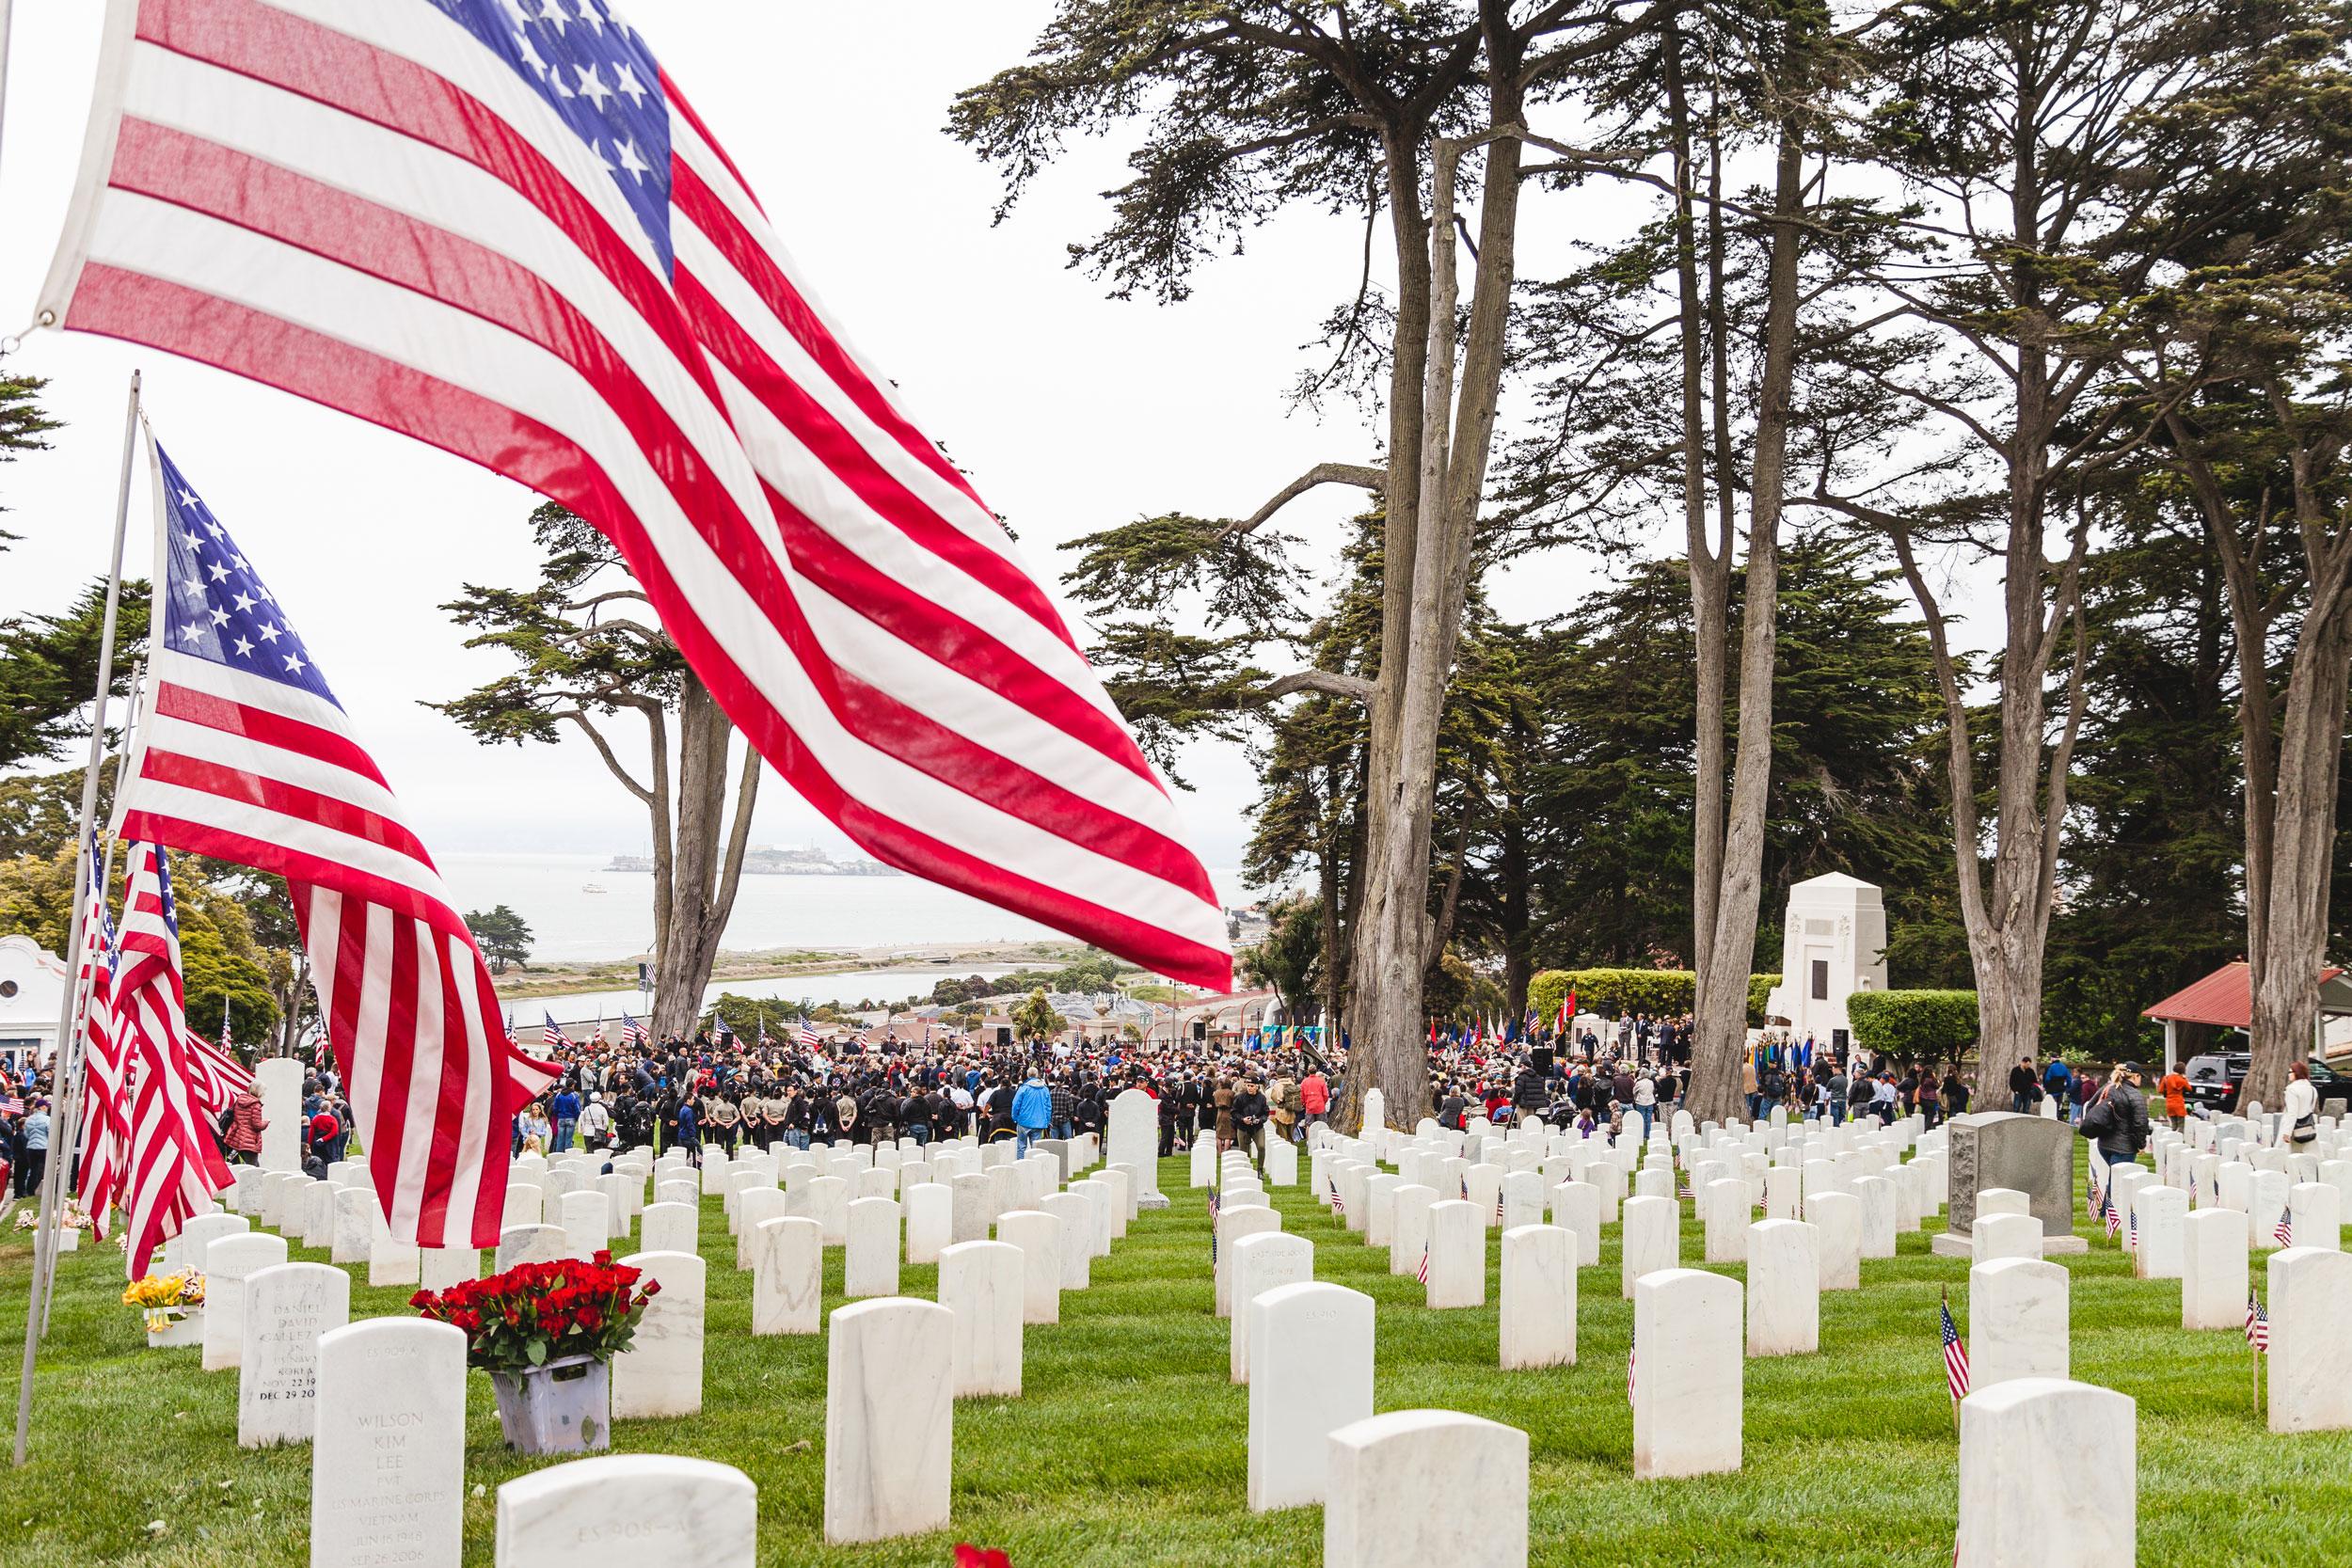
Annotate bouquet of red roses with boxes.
[411,1250,660,1371]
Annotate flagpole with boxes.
[14,369,141,1468]
[0,0,15,221]
[39,660,136,1339]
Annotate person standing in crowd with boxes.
[223,1081,268,1164]
[2281,1059,2319,1146]
[2084,1061,2151,1187]
[1048,1072,1073,1142]
[1232,1071,1270,1173]
[2156,1061,2189,1124]
[15,1098,51,1199]
[2009,1056,2038,1113]
[549,1081,580,1152]
[579,1090,615,1151]
[1011,1069,1051,1156]
[1297,1066,1328,1137]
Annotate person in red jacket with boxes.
[224,1085,269,1164]
[1298,1069,1329,1137]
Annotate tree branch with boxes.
[1248,669,1375,705]
[554,710,655,806]
[1212,463,1387,544]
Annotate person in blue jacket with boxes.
[1011,1070,1053,1157]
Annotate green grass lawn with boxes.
[2,1148,2344,1566]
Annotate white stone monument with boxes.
[1762,872,1887,1047]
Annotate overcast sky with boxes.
[0,3,1724,874]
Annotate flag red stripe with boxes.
[151,680,391,791]
[72,268,1235,988]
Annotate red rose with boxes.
[954,1545,1012,1568]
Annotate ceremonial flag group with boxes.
[35,0,1232,994]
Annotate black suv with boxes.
[2180,1052,2352,1114]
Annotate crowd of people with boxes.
[0,1008,2213,1202]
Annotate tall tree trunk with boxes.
[2226,441,2352,1106]
[1671,33,1800,1121]
[647,673,761,1042]
[1343,24,1530,1132]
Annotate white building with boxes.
[1763,873,1888,1051]
[0,934,69,1071]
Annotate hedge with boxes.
[1844,989,1979,1060]
[1529,968,1690,1021]
[1529,968,1782,1026]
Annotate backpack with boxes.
[2079,1093,2113,1139]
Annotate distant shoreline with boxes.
[488,937,1092,1001]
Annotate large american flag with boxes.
[36,0,1232,993]
[70,843,131,1243]
[114,443,554,1252]
[114,840,233,1277]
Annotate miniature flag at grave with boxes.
[2247,1291,2270,1354]
[1627,1322,1638,1404]
[1416,1244,1430,1285]
[1208,1186,1220,1261]
[2274,1211,2294,1248]
[2104,1188,2122,1240]
[1940,1290,1970,1402]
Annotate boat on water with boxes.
[581,883,608,895]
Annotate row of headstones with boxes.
[1237,1259,2148,1568]
[172,1128,1135,1560]
[1299,1108,1949,1313]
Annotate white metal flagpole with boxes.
[38,658,140,1339]
[12,369,141,1468]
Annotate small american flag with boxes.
[1627,1322,1638,1404]
[1208,1185,1220,1261]
[1941,1290,1970,1402]
[1416,1243,1430,1285]
[1332,1186,1346,1218]
[2275,1211,2295,1248]
[2247,1291,2270,1353]
[2103,1188,2122,1240]
[1496,1188,1506,1225]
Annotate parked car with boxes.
[2179,1052,2352,1114]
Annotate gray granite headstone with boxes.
[1947,1112,2074,1240]
[1039,1137,1073,1181]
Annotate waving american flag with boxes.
[71,843,131,1243]
[115,841,233,1276]
[36,0,1232,993]
[115,444,555,1252]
